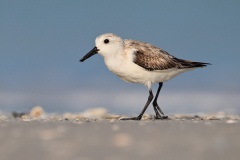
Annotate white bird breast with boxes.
[103,50,193,88]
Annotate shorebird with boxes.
[80,33,210,120]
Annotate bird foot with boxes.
[154,115,168,120]
[120,116,142,120]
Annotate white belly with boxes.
[104,56,193,85]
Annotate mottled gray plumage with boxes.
[125,40,209,71]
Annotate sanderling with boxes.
[80,33,210,120]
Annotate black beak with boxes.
[80,46,99,62]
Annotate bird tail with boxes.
[173,57,211,69]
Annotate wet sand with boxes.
[0,110,239,160]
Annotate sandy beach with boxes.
[0,108,239,160]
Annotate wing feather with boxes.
[125,40,210,71]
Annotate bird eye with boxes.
[104,39,109,44]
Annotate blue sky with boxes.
[0,0,239,114]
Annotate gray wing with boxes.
[125,40,209,71]
[133,50,178,71]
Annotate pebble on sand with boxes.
[80,107,108,119]
[30,106,45,118]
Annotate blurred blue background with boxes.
[0,0,239,115]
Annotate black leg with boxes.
[153,82,168,119]
[121,90,154,120]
